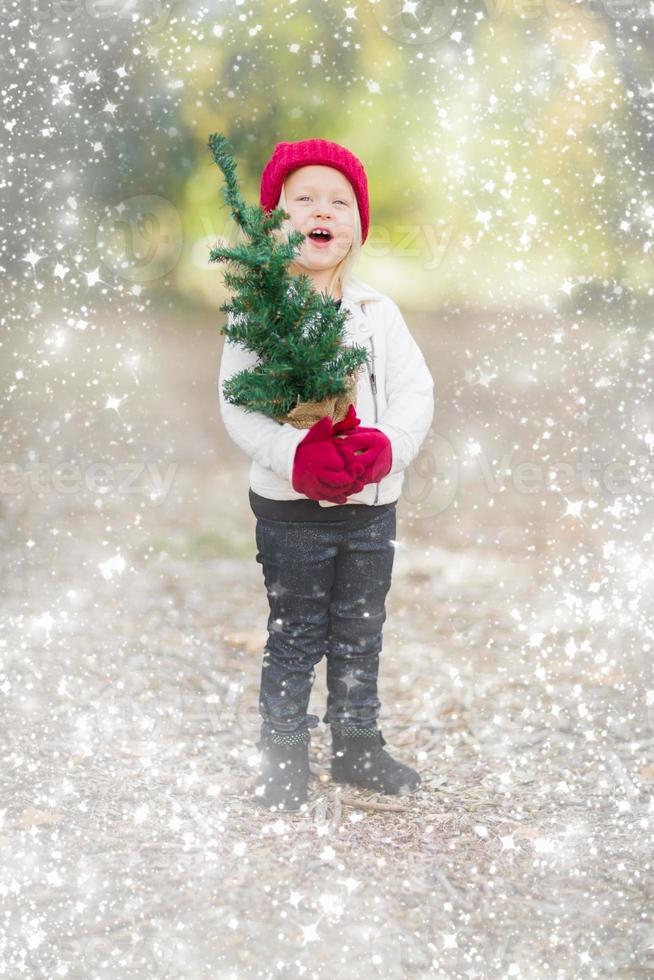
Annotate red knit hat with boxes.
[259,139,370,244]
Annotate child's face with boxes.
[283,165,356,273]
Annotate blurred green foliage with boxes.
[138,0,652,311]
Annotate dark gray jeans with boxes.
[254,505,397,739]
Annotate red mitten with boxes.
[292,415,366,505]
[335,427,393,484]
[332,403,361,436]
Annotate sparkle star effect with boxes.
[22,249,43,270]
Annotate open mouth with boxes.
[308,228,333,247]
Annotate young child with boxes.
[218,138,434,811]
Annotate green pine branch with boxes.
[208,132,369,420]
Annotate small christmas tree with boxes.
[207,133,369,428]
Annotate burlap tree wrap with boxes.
[275,367,360,429]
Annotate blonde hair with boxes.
[275,178,362,297]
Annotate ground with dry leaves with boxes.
[1,299,652,978]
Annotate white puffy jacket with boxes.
[218,274,435,508]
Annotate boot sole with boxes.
[331,770,421,794]
[252,794,308,811]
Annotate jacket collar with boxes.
[341,274,386,307]
[340,275,385,339]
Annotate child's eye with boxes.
[297,196,349,205]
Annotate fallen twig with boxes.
[339,795,411,813]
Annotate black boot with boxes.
[252,730,311,811]
[330,725,421,795]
